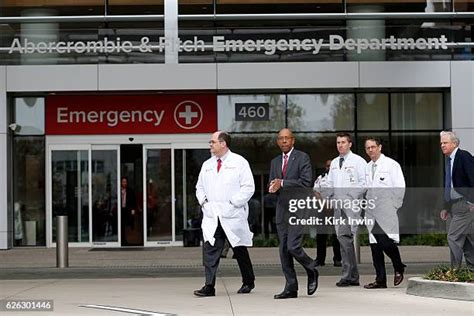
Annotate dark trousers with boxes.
[277,223,315,292]
[203,222,255,287]
[316,232,342,264]
[370,221,406,284]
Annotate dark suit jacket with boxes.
[269,149,313,224]
[121,188,137,211]
[445,148,474,210]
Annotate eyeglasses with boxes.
[277,136,294,141]
[209,140,223,144]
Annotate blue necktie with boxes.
[444,157,452,202]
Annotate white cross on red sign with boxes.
[174,100,203,130]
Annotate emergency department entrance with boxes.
[46,137,209,247]
[43,94,216,247]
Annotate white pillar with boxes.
[21,9,58,65]
[346,5,385,61]
[450,61,474,152]
[164,0,178,64]
[0,66,10,249]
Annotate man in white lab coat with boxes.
[194,131,256,297]
[364,138,406,289]
[319,132,366,287]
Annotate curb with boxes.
[406,277,474,301]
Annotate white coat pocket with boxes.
[221,202,240,219]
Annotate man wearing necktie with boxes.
[364,138,406,289]
[269,128,318,299]
[317,133,366,287]
[194,131,256,297]
[439,131,474,268]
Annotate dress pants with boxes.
[447,199,474,268]
[316,230,341,264]
[276,223,315,292]
[335,208,359,283]
[203,221,255,287]
[370,221,406,284]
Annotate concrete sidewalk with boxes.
[1,276,472,316]
[1,246,470,316]
[0,246,450,279]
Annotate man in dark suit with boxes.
[439,131,474,268]
[269,128,318,299]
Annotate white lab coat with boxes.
[320,151,367,223]
[365,154,406,244]
[195,150,255,247]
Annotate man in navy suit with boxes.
[269,128,318,299]
[439,131,474,268]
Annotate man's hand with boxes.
[131,209,136,215]
[468,203,474,212]
[269,179,282,193]
[440,209,449,221]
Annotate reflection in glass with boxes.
[92,150,118,243]
[13,136,45,246]
[14,97,45,135]
[391,93,443,130]
[218,95,285,132]
[146,148,172,242]
[52,150,89,242]
[288,94,355,132]
[357,94,389,131]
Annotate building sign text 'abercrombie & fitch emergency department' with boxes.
[10,35,450,56]
[45,95,217,135]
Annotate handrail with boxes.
[1,12,474,23]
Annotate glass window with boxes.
[0,1,105,17]
[179,0,213,14]
[454,1,474,12]
[108,0,164,15]
[357,93,389,131]
[391,132,442,187]
[13,136,45,246]
[174,149,210,241]
[14,97,45,135]
[391,93,443,130]
[287,94,355,132]
[52,150,89,243]
[92,149,118,243]
[216,0,343,14]
[293,133,339,176]
[218,94,285,132]
[346,1,452,13]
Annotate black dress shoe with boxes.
[336,280,360,287]
[333,260,342,267]
[237,283,255,294]
[307,267,319,295]
[363,281,387,289]
[194,285,215,297]
[394,271,404,286]
[274,290,298,299]
[314,260,325,267]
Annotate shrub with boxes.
[424,265,474,283]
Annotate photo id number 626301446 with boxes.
[0,300,54,312]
